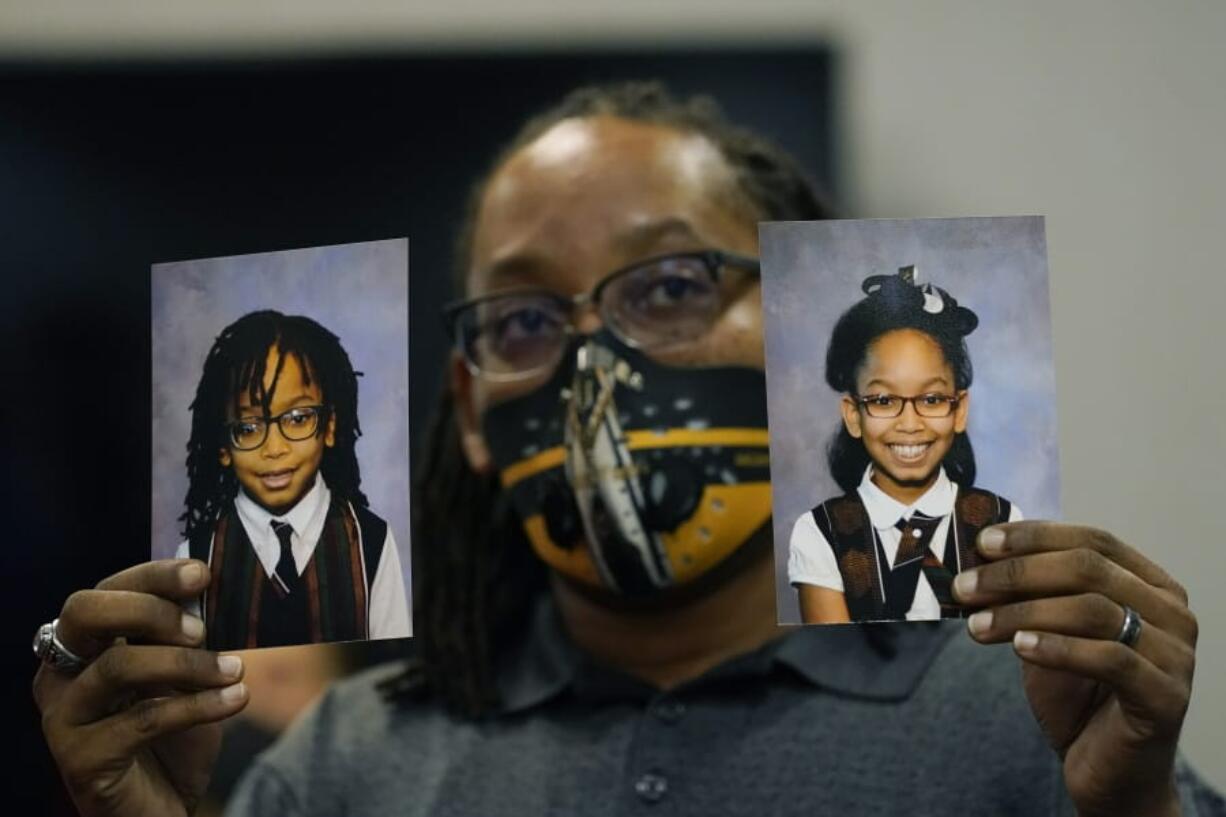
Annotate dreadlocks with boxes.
[405,81,835,716]
[180,310,367,541]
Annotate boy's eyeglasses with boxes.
[225,405,330,451]
[857,393,961,419]
[442,250,760,381]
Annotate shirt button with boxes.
[653,699,687,724]
[911,528,922,538]
[634,772,669,803]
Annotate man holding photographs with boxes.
[33,84,1217,816]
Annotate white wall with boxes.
[5,0,1223,791]
[833,2,1226,790]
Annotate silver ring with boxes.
[1115,604,1143,649]
[33,617,89,674]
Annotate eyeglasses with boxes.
[225,405,330,451]
[856,393,961,419]
[443,250,760,381]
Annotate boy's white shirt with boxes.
[175,474,411,641]
[788,466,1022,621]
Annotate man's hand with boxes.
[954,521,1196,817]
[33,560,249,817]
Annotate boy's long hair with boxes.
[180,310,367,540]
[824,275,978,494]
[397,81,835,717]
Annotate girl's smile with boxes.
[887,442,935,464]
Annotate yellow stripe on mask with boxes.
[500,448,566,488]
[661,482,773,583]
[521,482,774,590]
[625,427,770,450]
[499,427,771,488]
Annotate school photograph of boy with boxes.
[151,240,412,650]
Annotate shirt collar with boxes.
[493,593,959,714]
[857,465,955,529]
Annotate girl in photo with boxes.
[788,267,1021,623]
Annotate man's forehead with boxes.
[511,117,599,172]
[471,116,745,288]
[486,116,735,206]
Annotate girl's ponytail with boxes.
[827,426,870,494]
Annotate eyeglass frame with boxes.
[441,249,761,381]
[854,392,963,419]
[223,404,332,451]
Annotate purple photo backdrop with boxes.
[761,217,1061,624]
[151,238,411,614]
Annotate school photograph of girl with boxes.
[760,216,1060,625]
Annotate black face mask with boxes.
[482,329,772,597]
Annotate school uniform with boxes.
[789,466,1021,622]
[175,475,410,650]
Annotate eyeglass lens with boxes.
[600,255,720,347]
[229,407,323,450]
[462,294,571,377]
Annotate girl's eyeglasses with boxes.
[857,393,960,419]
[442,250,760,381]
[224,405,330,451]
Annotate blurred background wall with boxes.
[4,0,1222,802]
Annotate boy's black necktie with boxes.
[270,520,299,596]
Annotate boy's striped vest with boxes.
[189,496,386,651]
[810,487,1010,622]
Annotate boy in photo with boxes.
[175,309,410,650]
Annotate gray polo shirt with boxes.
[228,597,1223,816]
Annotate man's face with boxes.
[219,346,336,514]
[455,115,764,471]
